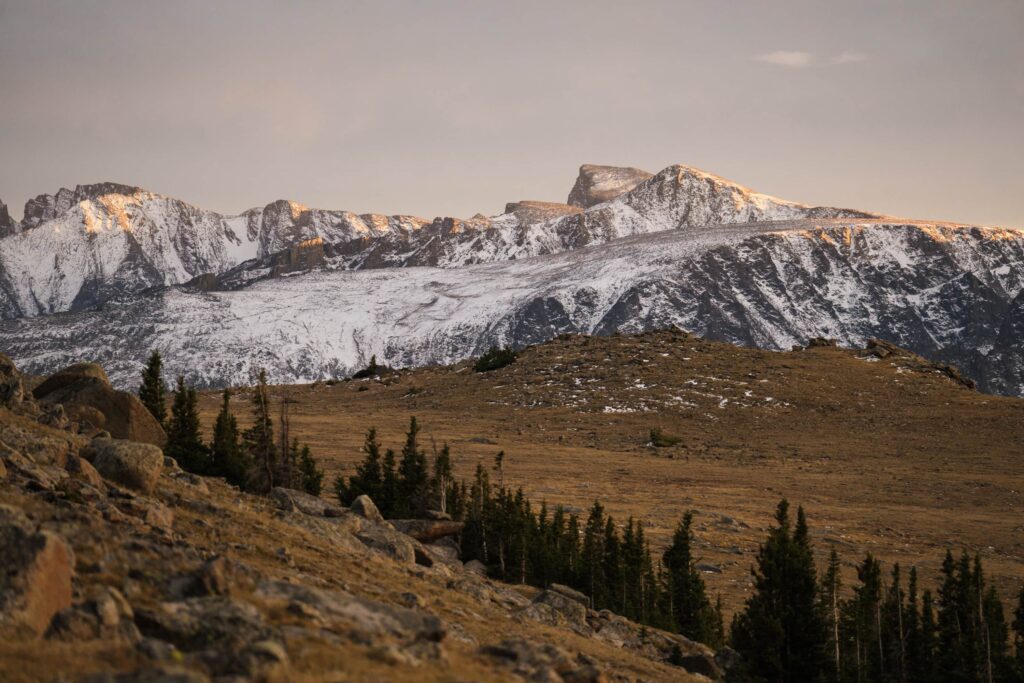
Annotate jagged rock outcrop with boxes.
[0,201,15,238]
[567,163,654,208]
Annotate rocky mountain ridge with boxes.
[0,164,871,318]
[1,216,1022,395]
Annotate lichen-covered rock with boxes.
[270,486,342,517]
[0,505,74,637]
[482,637,605,682]
[65,454,106,491]
[521,587,590,633]
[134,596,282,677]
[354,523,417,564]
[92,438,164,494]
[255,580,446,644]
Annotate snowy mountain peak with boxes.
[21,182,151,229]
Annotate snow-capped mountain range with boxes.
[0,164,1022,396]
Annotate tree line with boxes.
[138,350,323,496]
[337,419,1024,682]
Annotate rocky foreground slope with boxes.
[0,355,720,682]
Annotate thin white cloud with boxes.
[755,50,814,68]
[830,51,868,65]
[755,50,868,68]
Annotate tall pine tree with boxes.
[165,375,209,474]
[298,443,323,496]
[396,417,429,517]
[731,500,829,683]
[210,389,246,486]
[662,511,717,644]
[138,350,167,428]
[337,427,384,505]
[242,368,276,493]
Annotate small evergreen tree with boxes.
[918,589,940,683]
[662,511,717,644]
[242,368,276,493]
[730,500,829,683]
[138,350,167,427]
[165,375,209,474]
[581,500,607,608]
[904,567,925,683]
[380,448,399,517]
[848,552,884,682]
[337,427,384,505]
[210,388,246,486]
[396,417,429,517]
[431,442,454,514]
[298,443,323,496]
[473,346,517,372]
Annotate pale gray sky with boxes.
[1,0,1022,226]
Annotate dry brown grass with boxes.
[199,330,1024,620]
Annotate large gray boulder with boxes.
[91,438,164,494]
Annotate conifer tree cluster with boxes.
[729,500,1024,683]
[336,418,725,645]
[335,419,459,518]
[137,355,323,496]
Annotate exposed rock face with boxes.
[270,486,343,517]
[34,363,166,445]
[0,505,74,637]
[567,163,654,208]
[0,201,15,238]
[91,438,164,494]
[350,494,384,523]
